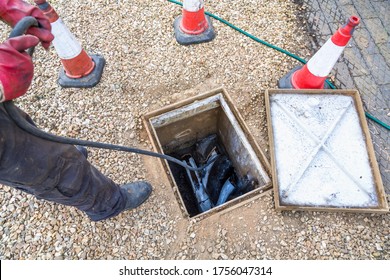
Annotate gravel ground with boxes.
[0,0,389,260]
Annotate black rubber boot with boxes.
[120,181,152,210]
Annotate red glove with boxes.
[0,35,40,102]
[0,0,54,49]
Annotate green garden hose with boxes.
[168,0,390,131]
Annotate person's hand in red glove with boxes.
[0,0,54,49]
[0,35,40,102]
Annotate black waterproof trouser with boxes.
[0,103,128,221]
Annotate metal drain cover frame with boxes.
[265,89,388,213]
[143,87,272,219]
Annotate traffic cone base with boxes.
[278,66,299,89]
[174,15,215,45]
[58,54,106,88]
[278,66,331,89]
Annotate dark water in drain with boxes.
[168,134,257,217]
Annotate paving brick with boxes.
[337,0,353,7]
[371,92,387,109]
[328,21,342,33]
[379,123,390,139]
[308,12,317,28]
[353,27,370,50]
[321,1,344,26]
[379,84,390,107]
[371,0,390,23]
[377,42,390,62]
[352,27,380,59]
[340,4,360,20]
[319,21,332,36]
[365,38,381,56]
[353,75,379,99]
[304,0,321,12]
[353,0,378,19]
[315,35,328,46]
[364,18,389,44]
[314,10,327,29]
[334,61,355,88]
[343,46,370,76]
[364,53,390,85]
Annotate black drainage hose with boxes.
[8,16,38,56]
[3,17,214,172]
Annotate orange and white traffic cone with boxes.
[34,0,105,88]
[278,16,360,89]
[174,0,215,45]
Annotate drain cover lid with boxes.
[266,89,388,213]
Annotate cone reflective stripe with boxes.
[34,0,105,88]
[174,0,215,45]
[279,16,360,89]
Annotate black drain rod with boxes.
[3,17,215,173]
